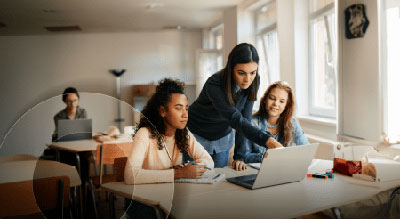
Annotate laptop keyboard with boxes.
[237,174,257,185]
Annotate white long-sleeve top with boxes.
[124,127,214,185]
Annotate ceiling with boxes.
[0,0,244,35]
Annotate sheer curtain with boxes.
[263,30,280,84]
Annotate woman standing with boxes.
[188,43,282,168]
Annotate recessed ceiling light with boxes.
[163,25,185,30]
[43,9,57,13]
[260,5,268,13]
[45,25,82,32]
[146,2,164,10]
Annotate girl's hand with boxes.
[266,137,283,149]
[232,160,248,171]
[174,164,206,179]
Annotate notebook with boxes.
[226,143,319,190]
[174,173,225,184]
[57,118,92,142]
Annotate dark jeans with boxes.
[124,198,166,219]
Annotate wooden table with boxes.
[101,159,400,219]
[47,138,133,218]
[47,138,132,175]
[0,159,82,217]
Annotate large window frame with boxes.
[308,2,337,118]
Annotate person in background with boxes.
[124,78,213,219]
[188,43,281,168]
[233,81,309,170]
[51,87,90,186]
[53,87,87,140]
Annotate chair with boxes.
[86,142,132,219]
[107,157,128,219]
[0,175,71,219]
[104,157,165,219]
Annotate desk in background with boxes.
[0,159,82,218]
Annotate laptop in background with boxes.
[227,143,319,190]
[57,118,92,142]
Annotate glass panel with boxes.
[196,51,223,97]
[254,30,280,111]
[386,7,400,141]
[311,15,335,110]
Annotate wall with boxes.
[223,7,238,64]
[276,0,295,90]
[338,0,382,142]
[0,30,202,155]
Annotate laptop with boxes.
[57,118,92,142]
[226,143,319,190]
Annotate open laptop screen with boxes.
[57,118,92,142]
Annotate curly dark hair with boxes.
[135,78,189,152]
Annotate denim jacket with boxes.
[234,115,309,163]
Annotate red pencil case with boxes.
[333,158,362,176]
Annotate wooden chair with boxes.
[0,175,71,219]
[86,142,132,219]
[104,157,165,219]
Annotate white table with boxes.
[102,159,400,219]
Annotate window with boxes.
[254,0,280,109]
[196,24,223,97]
[384,1,400,142]
[308,0,337,118]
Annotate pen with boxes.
[188,160,211,170]
[307,173,334,179]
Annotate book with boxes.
[174,173,225,184]
[248,163,261,170]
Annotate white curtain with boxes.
[262,30,280,84]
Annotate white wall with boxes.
[338,0,382,142]
[0,30,202,156]
[276,0,295,90]
[223,7,238,64]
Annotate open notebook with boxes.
[174,173,225,184]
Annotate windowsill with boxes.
[296,115,337,141]
[297,115,337,127]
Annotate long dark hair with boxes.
[135,78,189,152]
[254,81,295,146]
[222,43,260,106]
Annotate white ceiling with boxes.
[0,0,245,35]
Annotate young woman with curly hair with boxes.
[123,78,213,218]
[124,78,213,184]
